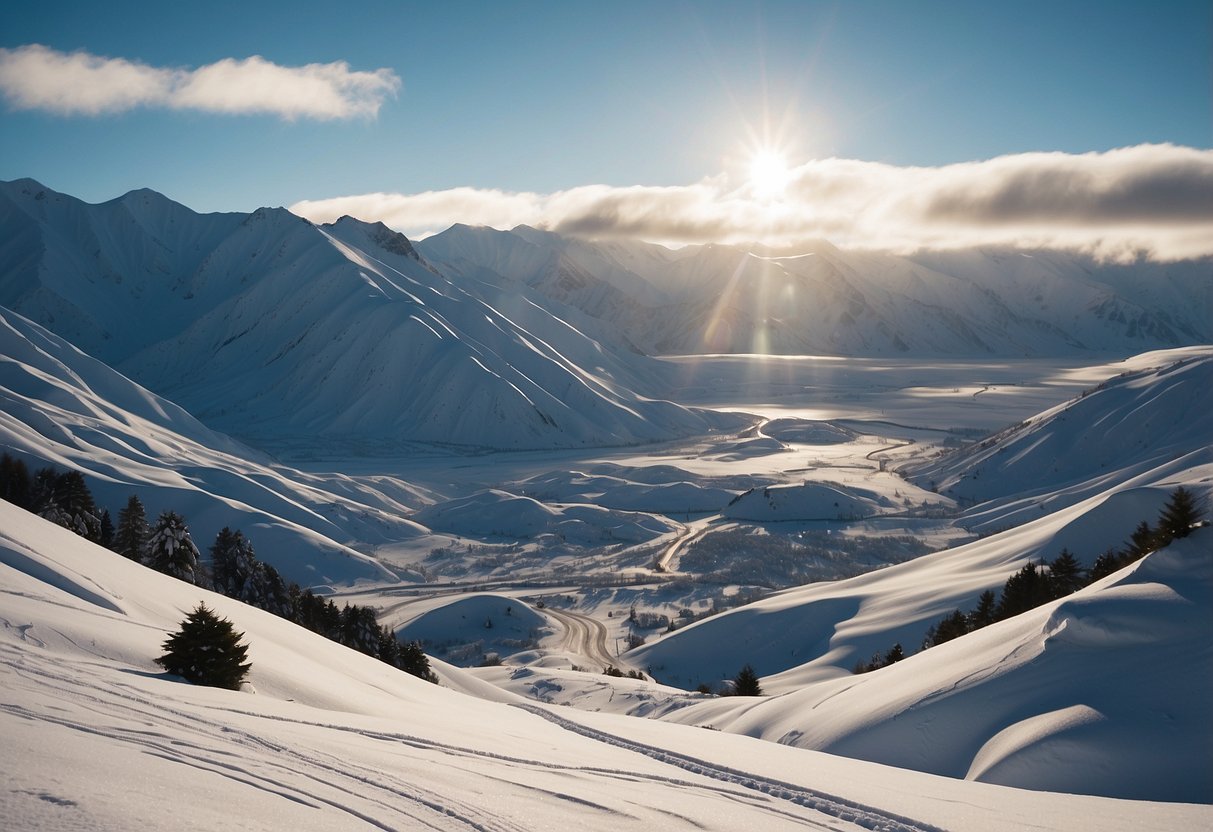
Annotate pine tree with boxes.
[883,643,905,665]
[732,664,763,696]
[247,562,291,617]
[396,639,438,684]
[996,561,1051,620]
[1125,520,1157,560]
[968,590,998,630]
[48,471,102,542]
[926,610,969,648]
[148,511,202,584]
[29,467,58,514]
[1157,486,1203,542]
[1089,548,1125,582]
[155,603,251,690]
[1047,548,1084,598]
[99,510,115,549]
[0,452,33,509]
[113,495,150,562]
[210,527,248,597]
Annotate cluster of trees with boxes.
[1,454,436,684]
[856,487,1205,674]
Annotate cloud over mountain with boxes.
[0,44,399,120]
[293,144,1213,261]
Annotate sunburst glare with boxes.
[748,148,792,198]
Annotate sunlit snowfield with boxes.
[312,353,1155,670]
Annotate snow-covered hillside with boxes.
[909,351,1213,527]
[649,527,1212,803]
[419,224,1212,357]
[3,500,1207,830]
[0,179,740,450]
[0,306,423,585]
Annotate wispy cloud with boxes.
[0,44,400,120]
[292,144,1213,261]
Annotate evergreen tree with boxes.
[340,604,382,656]
[968,590,998,630]
[48,471,102,542]
[1157,486,1203,541]
[926,610,969,648]
[1125,521,1157,560]
[0,452,33,509]
[1047,548,1084,598]
[1089,548,1125,582]
[210,527,249,597]
[29,467,58,514]
[113,495,150,563]
[732,664,763,696]
[247,562,291,618]
[148,511,202,584]
[155,603,251,690]
[396,639,439,684]
[99,509,115,549]
[883,643,905,665]
[996,561,1051,620]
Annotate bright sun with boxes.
[748,149,791,197]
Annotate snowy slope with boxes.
[657,531,1213,803]
[419,225,1212,357]
[910,350,1213,527]
[3,500,1207,830]
[0,179,740,450]
[0,305,423,585]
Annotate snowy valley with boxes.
[2,178,1211,829]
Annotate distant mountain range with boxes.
[0,178,738,450]
[2,177,1209,449]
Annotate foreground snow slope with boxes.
[658,529,1212,803]
[2,501,1206,831]
[0,306,421,585]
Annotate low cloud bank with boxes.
[0,44,399,120]
[293,144,1213,261]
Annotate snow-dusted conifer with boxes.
[156,603,251,690]
[148,511,202,584]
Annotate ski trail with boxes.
[513,703,948,832]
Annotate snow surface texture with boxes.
[0,179,742,451]
[3,501,1208,831]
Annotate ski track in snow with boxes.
[3,635,882,831]
[1,641,530,832]
[513,703,946,832]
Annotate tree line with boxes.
[0,453,436,684]
[854,487,1204,674]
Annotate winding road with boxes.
[541,605,621,669]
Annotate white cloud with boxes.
[0,44,399,120]
[291,144,1213,261]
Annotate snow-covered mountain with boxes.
[0,179,739,450]
[419,224,1212,357]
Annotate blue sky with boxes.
[1,0,1210,257]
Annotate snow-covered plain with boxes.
[3,502,1208,831]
